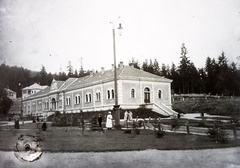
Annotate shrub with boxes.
[171,119,180,131]
[41,122,47,131]
[207,127,228,143]
[155,131,165,138]
[132,121,140,135]
[124,130,132,134]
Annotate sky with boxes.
[0,0,240,74]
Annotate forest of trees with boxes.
[129,43,240,96]
[0,62,90,98]
[0,43,240,97]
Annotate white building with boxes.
[22,83,48,99]
[22,63,178,118]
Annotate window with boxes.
[75,95,81,104]
[85,93,92,103]
[52,98,56,110]
[38,102,42,109]
[158,90,162,99]
[107,89,115,99]
[107,90,111,99]
[112,89,114,99]
[96,91,101,101]
[66,97,71,106]
[44,101,49,109]
[131,88,135,98]
[89,94,91,102]
[144,87,150,103]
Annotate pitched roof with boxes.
[23,65,172,98]
[5,88,16,93]
[63,65,172,92]
[24,86,50,100]
[119,66,172,82]
[23,83,48,90]
[58,78,78,90]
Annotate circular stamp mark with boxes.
[14,135,43,163]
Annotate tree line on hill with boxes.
[0,43,240,98]
[133,43,240,96]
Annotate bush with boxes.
[124,130,132,134]
[207,127,228,143]
[171,119,180,131]
[41,122,47,131]
[155,131,165,138]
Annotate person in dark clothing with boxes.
[98,114,102,127]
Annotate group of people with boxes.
[97,111,113,130]
[97,110,133,130]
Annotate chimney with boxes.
[119,61,124,68]
[101,67,105,74]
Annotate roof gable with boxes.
[119,66,172,82]
[50,79,65,92]
[25,86,50,99]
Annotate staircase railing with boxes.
[152,102,178,117]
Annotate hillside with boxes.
[172,97,240,117]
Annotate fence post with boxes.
[232,123,237,140]
[186,120,190,134]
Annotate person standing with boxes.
[98,114,102,127]
[36,116,40,129]
[124,111,129,121]
[13,114,20,129]
[106,111,113,130]
[128,111,133,121]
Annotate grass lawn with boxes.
[1,122,240,152]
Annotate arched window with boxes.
[38,102,42,110]
[111,89,114,99]
[66,97,71,106]
[96,91,101,101]
[45,101,49,109]
[75,95,81,104]
[89,94,91,102]
[158,90,162,99]
[131,88,135,98]
[85,92,92,103]
[144,87,150,103]
[107,90,111,99]
[52,98,56,110]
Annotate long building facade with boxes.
[22,63,177,118]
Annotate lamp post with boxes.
[18,83,23,118]
[111,18,123,130]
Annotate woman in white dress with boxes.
[106,111,113,130]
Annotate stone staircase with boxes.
[150,103,178,117]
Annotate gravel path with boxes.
[1,147,240,168]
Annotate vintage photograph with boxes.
[0,0,240,167]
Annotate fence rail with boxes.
[172,94,240,102]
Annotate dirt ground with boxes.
[1,147,240,168]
